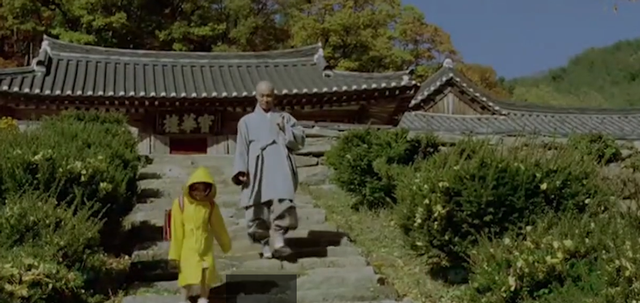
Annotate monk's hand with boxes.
[238,172,248,184]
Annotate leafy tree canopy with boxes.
[507,38,640,108]
[0,0,507,96]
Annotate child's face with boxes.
[189,183,211,201]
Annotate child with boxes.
[168,166,232,303]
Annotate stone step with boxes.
[227,207,326,226]
[146,154,318,169]
[131,227,347,263]
[215,193,315,208]
[295,288,394,303]
[137,185,318,202]
[226,224,342,240]
[122,294,402,303]
[296,267,378,291]
[282,256,368,271]
[138,165,233,182]
[137,181,240,196]
[130,246,362,282]
[125,199,324,230]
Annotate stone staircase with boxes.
[122,155,404,303]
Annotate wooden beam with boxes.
[450,87,499,115]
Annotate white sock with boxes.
[197,298,209,303]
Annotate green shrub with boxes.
[0,192,103,267]
[0,192,120,303]
[0,112,140,224]
[0,117,18,133]
[394,138,612,273]
[567,133,622,165]
[0,246,88,303]
[325,128,440,209]
[459,212,640,303]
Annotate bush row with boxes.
[0,112,140,302]
[324,128,440,209]
[325,129,638,301]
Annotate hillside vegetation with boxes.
[507,38,640,108]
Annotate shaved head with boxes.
[256,80,275,111]
[256,81,274,94]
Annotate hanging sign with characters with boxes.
[156,112,222,134]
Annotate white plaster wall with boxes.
[152,135,170,154]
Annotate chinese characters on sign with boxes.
[161,113,217,134]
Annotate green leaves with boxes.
[325,128,441,210]
[0,111,139,302]
[509,39,640,108]
[393,138,612,276]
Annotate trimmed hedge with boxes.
[567,133,622,165]
[324,128,634,300]
[325,128,440,209]
[393,138,613,274]
[459,212,640,302]
[0,112,140,226]
[0,111,139,302]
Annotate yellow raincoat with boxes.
[168,167,232,287]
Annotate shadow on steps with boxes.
[129,230,352,281]
[194,276,295,303]
[264,230,351,262]
[122,221,165,256]
[138,171,163,181]
[285,230,349,249]
[137,188,164,203]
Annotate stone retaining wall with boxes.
[294,126,640,186]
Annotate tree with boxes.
[456,63,511,98]
[281,0,457,78]
[508,38,640,108]
[0,0,508,97]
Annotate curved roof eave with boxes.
[410,65,640,116]
[41,35,323,64]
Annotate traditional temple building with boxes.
[399,59,640,140]
[0,36,418,154]
[4,37,640,155]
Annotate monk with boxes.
[231,80,306,259]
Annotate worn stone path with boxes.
[121,155,404,303]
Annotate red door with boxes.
[169,137,208,155]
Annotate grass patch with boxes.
[306,186,464,303]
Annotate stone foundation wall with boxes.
[294,126,640,186]
[294,127,340,186]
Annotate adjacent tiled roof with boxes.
[0,36,416,99]
[399,112,640,139]
[410,63,640,116]
[401,61,640,139]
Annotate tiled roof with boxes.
[0,36,416,99]
[402,62,640,139]
[410,63,640,116]
[399,112,640,139]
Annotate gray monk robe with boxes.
[231,105,306,244]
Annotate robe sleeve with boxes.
[283,114,305,152]
[232,118,249,186]
[168,198,184,260]
[210,203,232,254]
